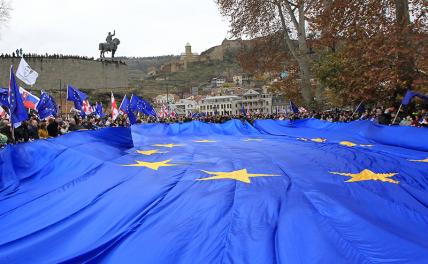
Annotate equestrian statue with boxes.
[99,30,121,58]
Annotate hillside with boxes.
[121,49,245,98]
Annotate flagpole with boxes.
[392,104,402,125]
[8,65,16,144]
[8,106,15,144]
[59,79,63,117]
[352,101,363,117]
[65,83,69,119]
[10,123,15,144]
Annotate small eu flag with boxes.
[9,66,28,128]
[120,95,137,125]
[67,85,88,116]
[36,91,58,120]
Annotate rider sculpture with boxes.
[99,30,120,59]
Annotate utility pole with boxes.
[59,79,63,116]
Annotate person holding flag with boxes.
[392,89,428,124]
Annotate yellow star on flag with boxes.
[340,141,357,147]
[152,144,184,148]
[330,169,399,184]
[197,169,280,184]
[244,138,264,142]
[193,140,217,143]
[136,149,167,155]
[339,141,374,147]
[311,138,327,143]
[123,159,178,170]
[409,158,428,163]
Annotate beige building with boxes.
[199,95,240,116]
[196,89,273,116]
[154,94,178,105]
[235,89,272,115]
[172,97,199,116]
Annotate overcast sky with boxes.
[0,0,231,57]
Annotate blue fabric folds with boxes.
[0,119,427,263]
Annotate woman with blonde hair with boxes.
[38,122,49,139]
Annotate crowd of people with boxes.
[0,105,426,146]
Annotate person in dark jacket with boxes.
[27,119,39,140]
[15,121,30,142]
[47,118,59,137]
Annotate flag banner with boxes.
[9,66,28,128]
[355,102,365,113]
[19,87,40,109]
[67,85,88,116]
[289,100,300,114]
[120,95,137,125]
[130,94,157,117]
[36,91,57,120]
[0,105,8,118]
[111,92,119,120]
[96,102,105,118]
[0,119,428,263]
[402,90,428,106]
[15,58,39,86]
[0,88,9,108]
[82,100,93,115]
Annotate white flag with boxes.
[16,58,39,86]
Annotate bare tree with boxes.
[0,0,11,33]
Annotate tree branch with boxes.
[283,0,300,30]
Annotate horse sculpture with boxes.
[99,38,120,58]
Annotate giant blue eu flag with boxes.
[0,119,428,263]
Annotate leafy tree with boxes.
[311,0,427,104]
[216,0,318,106]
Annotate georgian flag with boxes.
[111,92,119,120]
[0,106,8,119]
[246,106,251,117]
[298,107,308,113]
[159,104,168,118]
[82,100,93,115]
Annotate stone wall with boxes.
[0,58,128,91]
